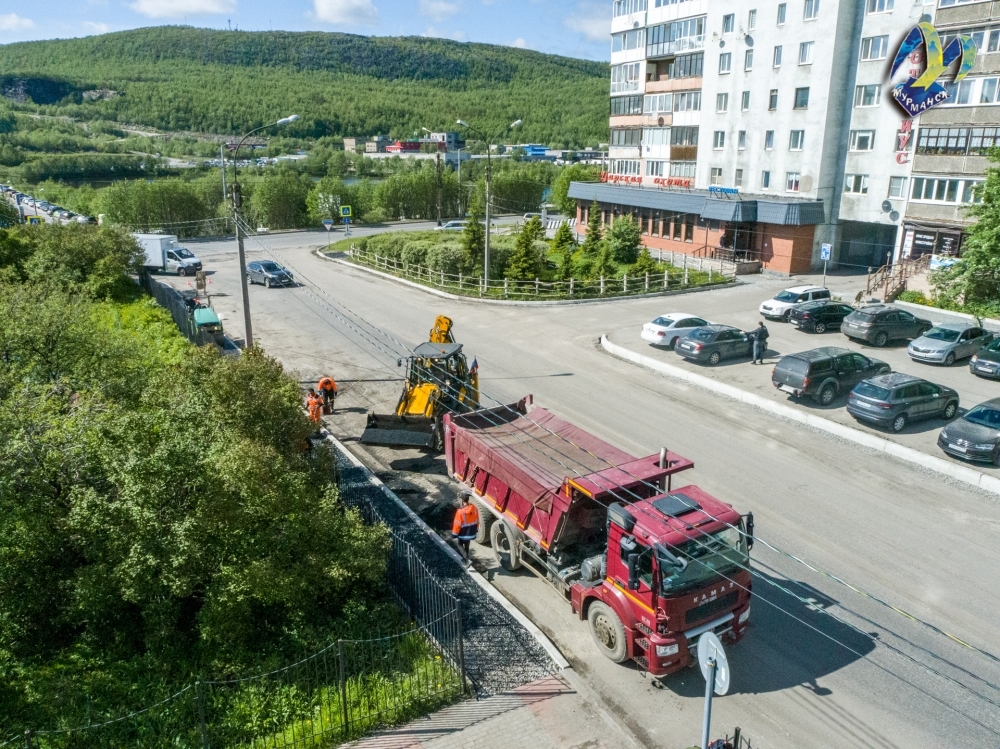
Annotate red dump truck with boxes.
[443,397,753,677]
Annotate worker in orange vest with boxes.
[306,388,323,428]
[451,491,480,568]
[318,376,338,415]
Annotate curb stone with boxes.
[600,334,1000,499]
[317,250,741,307]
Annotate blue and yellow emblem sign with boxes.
[891,22,977,117]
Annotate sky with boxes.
[0,0,612,61]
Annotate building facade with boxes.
[569,0,996,275]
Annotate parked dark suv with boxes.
[788,300,856,334]
[847,373,959,433]
[772,347,890,406]
[674,324,752,366]
[841,305,932,347]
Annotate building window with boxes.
[745,49,754,70]
[671,127,699,146]
[613,0,646,16]
[719,52,732,73]
[713,131,726,149]
[611,63,642,94]
[717,93,729,112]
[611,128,642,146]
[964,181,983,203]
[643,93,673,114]
[670,160,697,177]
[642,127,671,146]
[860,35,890,61]
[673,91,702,111]
[786,172,801,192]
[794,87,810,108]
[943,79,974,105]
[723,13,735,33]
[799,41,814,64]
[646,160,668,177]
[764,130,775,149]
[777,3,786,24]
[609,159,642,176]
[849,130,875,150]
[866,0,893,11]
[748,9,757,29]
[667,53,704,79]
[762,170,771,190]
[982,78,999,103]
[646,17,706,58]
[991,30,1000,53]
[888,176,907,198]
[612,28,646,53]
[773,45,783,67]
[738,130,747,149]
[741,90,750,110]
[917,127,967,155]
[789,130,805,150]
[611,95,644,115]
[711,167,724,185]
[910,177,968,203]
[768,89,778,110]
[854,84,881,107]
[804,0,819,20]
[844,174,869,194]
[735,169,744,187]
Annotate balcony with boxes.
[646,36,705,59]
[610,80,643,95]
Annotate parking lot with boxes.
[607,273,1000,473]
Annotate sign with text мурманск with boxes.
[891,22,977,117]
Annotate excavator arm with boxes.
[429,316,454,344]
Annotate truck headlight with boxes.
[655,643,679,657]
[739,607,751,624]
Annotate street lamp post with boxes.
[422,128,444,227]
[455,119,522,290]
[228,114,299,349]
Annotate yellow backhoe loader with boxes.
[361,316,480,449]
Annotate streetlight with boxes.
[422,127,444,226]
[456,118,522,290]
[228,114,300,349]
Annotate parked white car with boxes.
[641,313,711,348]
[759,286,831,321]
[435,220,468,231]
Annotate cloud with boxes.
[511,37,527,48]
[313,0,379,26]
[0,13,35,31]
[564,2,608,42]
[129,0,235,18]
[419,0,459,21]
[82,21,110,34]
[422,25,466,41]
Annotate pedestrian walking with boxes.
[751,321,769,365]
[306,388,323,426]
[318,376,338,414]
[451,491,480,568]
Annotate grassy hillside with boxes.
[0,27,610,148]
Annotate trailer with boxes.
[443,397,753,678]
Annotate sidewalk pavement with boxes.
[344,672,645,749]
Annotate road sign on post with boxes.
[698,632,729,749]
[341,206,352,218]
[821,243,832,287]
[322,219,335,230]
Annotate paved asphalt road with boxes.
[163,228,1000,749]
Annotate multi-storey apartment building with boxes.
[568,0,995,275]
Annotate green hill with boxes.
[0,27,610,147]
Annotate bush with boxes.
[896,290,930,305]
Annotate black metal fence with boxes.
[139,272,216,347]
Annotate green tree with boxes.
[631,247,660,276]
[551,163,601,216]
[461,192,485,276]
[608,214,642,264]
[580,201,603,257]
[523,215,545,243]
[247,170,310,229]
[505,222,542,283]
[550,222,576,283]
[589,243,616,283]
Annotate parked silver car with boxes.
[907,322,993,366]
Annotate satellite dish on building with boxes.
[698,632,730,696]
[890,210,900,222]
[745,36,754,47]
[719,39,726,48]
[882,200,893,213]
[634,21,640,28]
[658,117,665,126]
[919,14,932,23]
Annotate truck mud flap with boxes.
[360,414,436,449]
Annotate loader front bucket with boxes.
[360,413,437,449]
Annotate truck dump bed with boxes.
[444,399,692,553]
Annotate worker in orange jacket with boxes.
[318,376,338,414]
[452,491,480,567]
[306,388,323,427]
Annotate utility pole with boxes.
[436,151,443,227]
[457,147,463,216]
[220,144,227,201]
[231,182,254,349]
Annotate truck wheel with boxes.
[473,499,494,545]
[588,601,628,663]
[816,383,836,407]
[490,521,521,571]
[177,267,187,277]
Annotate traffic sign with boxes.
[820,243,832,261]
[340,206,352,218]
[698,632,730,696]
[342,217,351,225]
[322,219,335,230]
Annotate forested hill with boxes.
[0,27,610,147]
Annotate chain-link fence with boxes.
[139,272,217,347]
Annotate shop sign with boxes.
[653,177,692,188]
[708,186,739,196]
[600,172,642,185]
[891,22,977,117]
[895,120,912,164]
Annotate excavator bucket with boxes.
[360,413,438,449]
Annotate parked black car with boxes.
[247,260,295,287]
[788,300,856,334]
[938,397,1000,464]
[674,324,753,366]
[847,373,959,433]
[970,338,1000,379]
[841,305,932,347]
[772,347,890,406]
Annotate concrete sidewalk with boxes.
[344,673,645,749]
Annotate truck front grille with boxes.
[685,592,738,625]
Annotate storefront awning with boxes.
[568,182,825,226]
